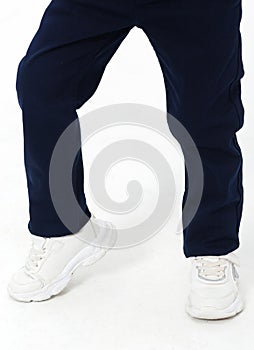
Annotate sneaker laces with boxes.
[25,238,48,273]
[193,256,228,280]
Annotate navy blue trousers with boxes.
[16,0,244,257]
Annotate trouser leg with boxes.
[137,0,244,256]
[17,0,134,236]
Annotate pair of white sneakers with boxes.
[7,216,244,320]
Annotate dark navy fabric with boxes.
[16,0,244,257]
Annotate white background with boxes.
[0,1,254,349]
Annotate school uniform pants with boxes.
[16,0,244,257]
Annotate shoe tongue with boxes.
[201,253,239,266]
[203,256,220,263]
[31,235,46,249]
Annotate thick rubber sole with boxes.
[185,294,244,320]
[8,223,117,302]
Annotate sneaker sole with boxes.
[185,294,245,320]
[8,222,117,302]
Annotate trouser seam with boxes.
[228,6,244,240]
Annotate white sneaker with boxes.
[185,252,244,320]
[8,216,117,302]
